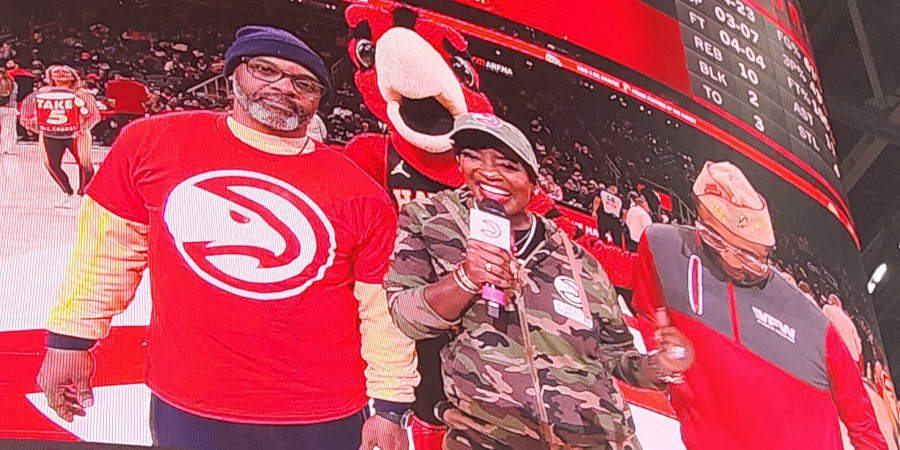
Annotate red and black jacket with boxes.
[632,224,887,450]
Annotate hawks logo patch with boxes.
[552,276,593,329]
[164,170,336,300]
[472,113,503,127]
[554,276,582,306]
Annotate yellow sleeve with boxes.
[355,281,420,403]
[46,196,149,340]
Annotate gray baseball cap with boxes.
[451,112,540,179]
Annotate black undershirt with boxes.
[513,216,545,261]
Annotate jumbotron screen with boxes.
[1,0,896,448]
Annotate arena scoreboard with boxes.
[675,0,836,195]
[405,0,854,241]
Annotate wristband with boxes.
[47,332,97,350]
[372,399,413,429]
[454,265,479,294]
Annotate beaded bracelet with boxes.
[453,270,479,295]
[453,265,480,295]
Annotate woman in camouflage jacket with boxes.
[386,113,693,450]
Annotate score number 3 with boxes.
[746,90,764,132]
[752,114,765,132]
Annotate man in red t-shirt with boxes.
[36,26,418,450]
[105,76,151,129]
[106,77,149,115]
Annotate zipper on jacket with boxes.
[728,282,741,345]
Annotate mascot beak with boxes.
[376,27,468,153]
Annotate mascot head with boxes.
[345,4,493,154]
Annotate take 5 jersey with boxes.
[84,111,398,423]
[20,86,101,138]
[35,88,88,135]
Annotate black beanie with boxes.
[224,25,331,91]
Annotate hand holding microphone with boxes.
[460,199,517,318]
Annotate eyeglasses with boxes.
[241,57,325,97]
[695,221,770,277]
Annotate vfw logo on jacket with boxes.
[752,306,797,344]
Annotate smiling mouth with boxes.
[398,96,455,135]
[261,98,297,111]
[478,183,511,202]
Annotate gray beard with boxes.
[232,81,310,132]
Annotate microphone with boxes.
[469,198,511,318]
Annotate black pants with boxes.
[412,333,452,425]
[626,237,639,253]
[43,136,93,195]
[150,395,367,450]
[597,214,624,247]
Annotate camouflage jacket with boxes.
[386,188,660,448]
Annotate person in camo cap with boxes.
[386,112,694,450]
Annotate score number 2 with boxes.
[746,89,765,132]
[748,89,760,107]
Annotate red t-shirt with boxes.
[105,79,149,115]
[87,111,398,424]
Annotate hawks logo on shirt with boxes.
[554,276,583,307]
[164,170,336,300]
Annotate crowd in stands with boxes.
[1,0,374,144]
[325,79,385,144]
[1,17,231,112]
